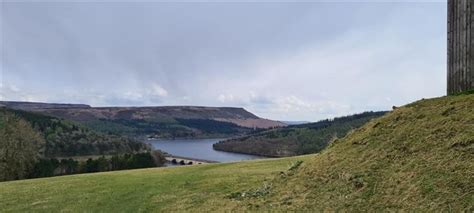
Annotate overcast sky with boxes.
[1,1,446,121]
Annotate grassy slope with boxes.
[254,94,474,211]
[1,94,473,211]
[0,155,310,212]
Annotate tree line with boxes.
[85,118,253,139]
[214,111,387,157]
[0,108,166,182]
[10,108,150,157]
[29,151,166,178]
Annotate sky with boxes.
[1,1,447,121]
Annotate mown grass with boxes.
[0,155,310,212]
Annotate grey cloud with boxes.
[1,2,446,121]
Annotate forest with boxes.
[213,111,387,157]
[84,118,253,139]
[0,107,165,182]
[4,108,150,157]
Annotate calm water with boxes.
[148,138,266,162]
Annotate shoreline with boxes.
[211,147,283,158]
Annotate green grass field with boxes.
[0,155,310,212]
[1,94,473,212]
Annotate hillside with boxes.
[0,101,91,110]
[0,94,473,211]
[213,111,386,157]
[254,94,474,211]
[0,107,149,157]
[0,101,285,138]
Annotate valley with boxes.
[1,94,473,211]
[2,2,471,211]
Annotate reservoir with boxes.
[148,138,266,162]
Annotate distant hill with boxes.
[0,101,90,110]
[0,101,286,139]
[213,111,386,157]
[0,107,150,157]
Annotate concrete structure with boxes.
[447,0,474,94]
